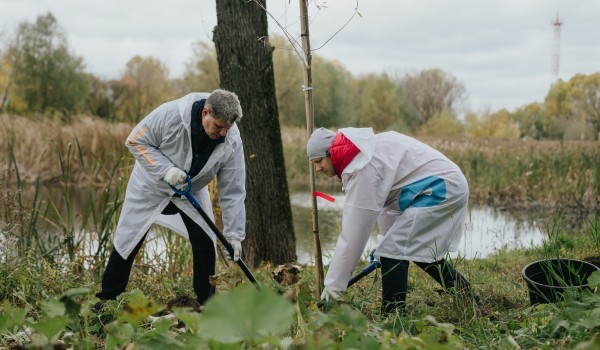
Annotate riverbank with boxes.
[1,217,599,349]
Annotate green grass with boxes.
[0,218,598,349]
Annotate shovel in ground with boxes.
[170,176,260,288]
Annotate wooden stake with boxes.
[299,0,324,297]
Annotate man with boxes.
[96,89,246,307]
[307,127,480,314]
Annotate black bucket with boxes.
[522,258,599,305]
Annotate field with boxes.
[0,115,599,349]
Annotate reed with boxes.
[1,115,597,276]
[281,127,599,210]
[3,116,597,210]
[0,114,131,185]
[427,137,599,210]
[0,115,131,272]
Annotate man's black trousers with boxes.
[96,202,216,304]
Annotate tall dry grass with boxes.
[427,137,599,209]
[281,128,599,210]
[0,114,132,185]
[1,115,598,210]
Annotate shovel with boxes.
[171,176,260,288]
[347,250,381,287]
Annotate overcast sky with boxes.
[1,0,599,112]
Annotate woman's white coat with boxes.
[324,127,468,293]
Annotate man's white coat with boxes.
[113,92,246,259]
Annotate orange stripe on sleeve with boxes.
[127,126,156,166]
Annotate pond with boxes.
[1,185,589,267]
[290,192,548,265]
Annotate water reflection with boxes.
[3,185,580,267]
[290,192,546,265]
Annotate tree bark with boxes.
[214,0,296,266]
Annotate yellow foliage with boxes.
[418,110,465,137]
[465,109,520,138]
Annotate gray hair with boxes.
[205,89,243,124]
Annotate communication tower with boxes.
[551,12,563,79]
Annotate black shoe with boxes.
[93,300,106,313]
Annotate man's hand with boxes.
[164,167,187,186]
[225,239,242,262]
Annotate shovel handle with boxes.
[347,252,381,287]
[170,176,260,287]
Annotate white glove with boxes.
[369,248,380,263]
[164,167,187,186]
[225,239,242,262]
[320,286,342,302]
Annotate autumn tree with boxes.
[213,0,296,266]
[545,73,600,140]
[182,41,220,93]
[398,69,465,129]
[116,55,176,121]
[465,109,520,138]
[311,57,355,127]
[418,109,465,137]
[85,74,120,120]
[7,12,89,114]
[0,43,11,113]
[271,36,305,127]
[511,102,549,139]
[353,72,413,132]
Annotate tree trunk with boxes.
[214,0,296,266]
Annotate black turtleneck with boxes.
[188,100,225,179]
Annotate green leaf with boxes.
[0,300,30,331]
[62,287,92,298]
[136,319,185,348]
[550,319,570,334]
[328,304,368,332]
[587,270,600,289]
[117,290,162,327]
[173,307,202,333]
[105,323,135,349]
[341,332,380,350]
[59,287,91,317]
[198,285,295,343]
[40,299,65,318]
[29,315,70,342]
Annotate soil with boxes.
[154,295,203,315]
[273,264,302,286]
